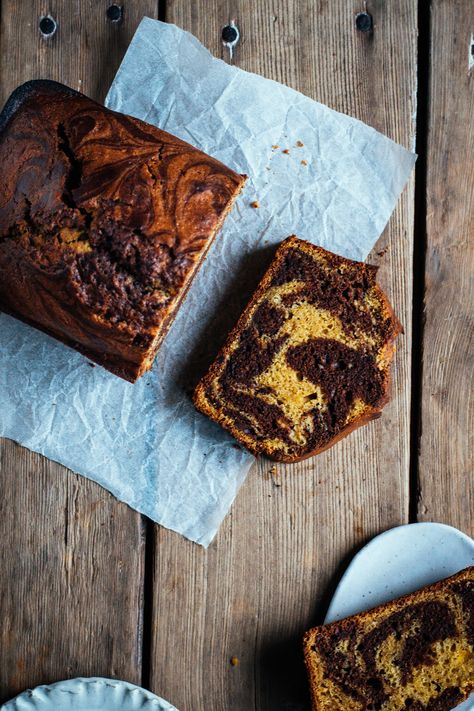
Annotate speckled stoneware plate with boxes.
[325,522,474,710]
[1,677,180,711]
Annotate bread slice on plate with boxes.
[303,567,474,710]
[194,235,401,462]
[0,80,246,381]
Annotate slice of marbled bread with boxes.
[194,235,401,462]
[303,567,474,711]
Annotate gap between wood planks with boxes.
[409,0,431,523]
[140,0,166,690]
[158,0,166,23]
[141,517,156,688]
[139,0,430,689]
[145,6,167,661]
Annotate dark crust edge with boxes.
[0,304,141,381]
[0,80,81,136]
[302,566,474,711]
[0,79,250,176]
[193,235,402,462]
[0,80,248,382]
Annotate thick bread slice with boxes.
[303,567,474,710]
[194,236,401,462]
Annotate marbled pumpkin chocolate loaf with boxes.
[193,236,401,462]
[0,80,246,381]
[303,567,474,711]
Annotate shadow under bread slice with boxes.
[0,80,246,382]
[193,235,402,462]
[303,567,474,711]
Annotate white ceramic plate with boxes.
[325,522,474,710]
[1,677,180,711]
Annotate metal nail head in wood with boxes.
[222,22,240,60]
[355,11,373,33]
[39,15,57,38]
[106,4,123,23]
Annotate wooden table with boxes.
[0,2,472,709]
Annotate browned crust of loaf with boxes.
[0,303,135,380]
[302,566,474,711]
[0,80,247,382]
[0,177,243,383]
[279,407,384,463]
[193,235,402,461]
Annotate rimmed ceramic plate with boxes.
[325,522,474,710]
[1,677,180,711]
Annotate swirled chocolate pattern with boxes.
[194,236,401,462]
[303,567,474,711]
[0,80,246,381]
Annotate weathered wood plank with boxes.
[418,1,473,534]
[0,443,146,701]
[0,0,159,700]
[0,0,158,106]
[150,2,417,709]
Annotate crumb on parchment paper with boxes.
[250,200,260,208]
[301,159,308,166]
[272,144,279,150]
[282,148,290,154]
[296,140,304,147]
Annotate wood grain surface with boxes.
[0,443,145,701]
[0,0,159,702]
[0,1,471,710]
[0,0,159,106]
[149,2,416,709]
[418,0,473,535]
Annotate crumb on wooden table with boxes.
[250,200,260,208]
[230,656,239,666]
[269,464,282,487]
[296,140,304,147]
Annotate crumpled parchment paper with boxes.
[0,18,416,546]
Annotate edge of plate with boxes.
[0,677,179,711]
[325,521,474,624]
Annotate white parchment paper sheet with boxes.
[0,18,415,546]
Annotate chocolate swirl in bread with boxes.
[194,236,401,462]
[303,568,474,711]
[0,80,246,380]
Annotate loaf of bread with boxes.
[0,80,246,381]
[303,567,474,710]
[194,236,401,462]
